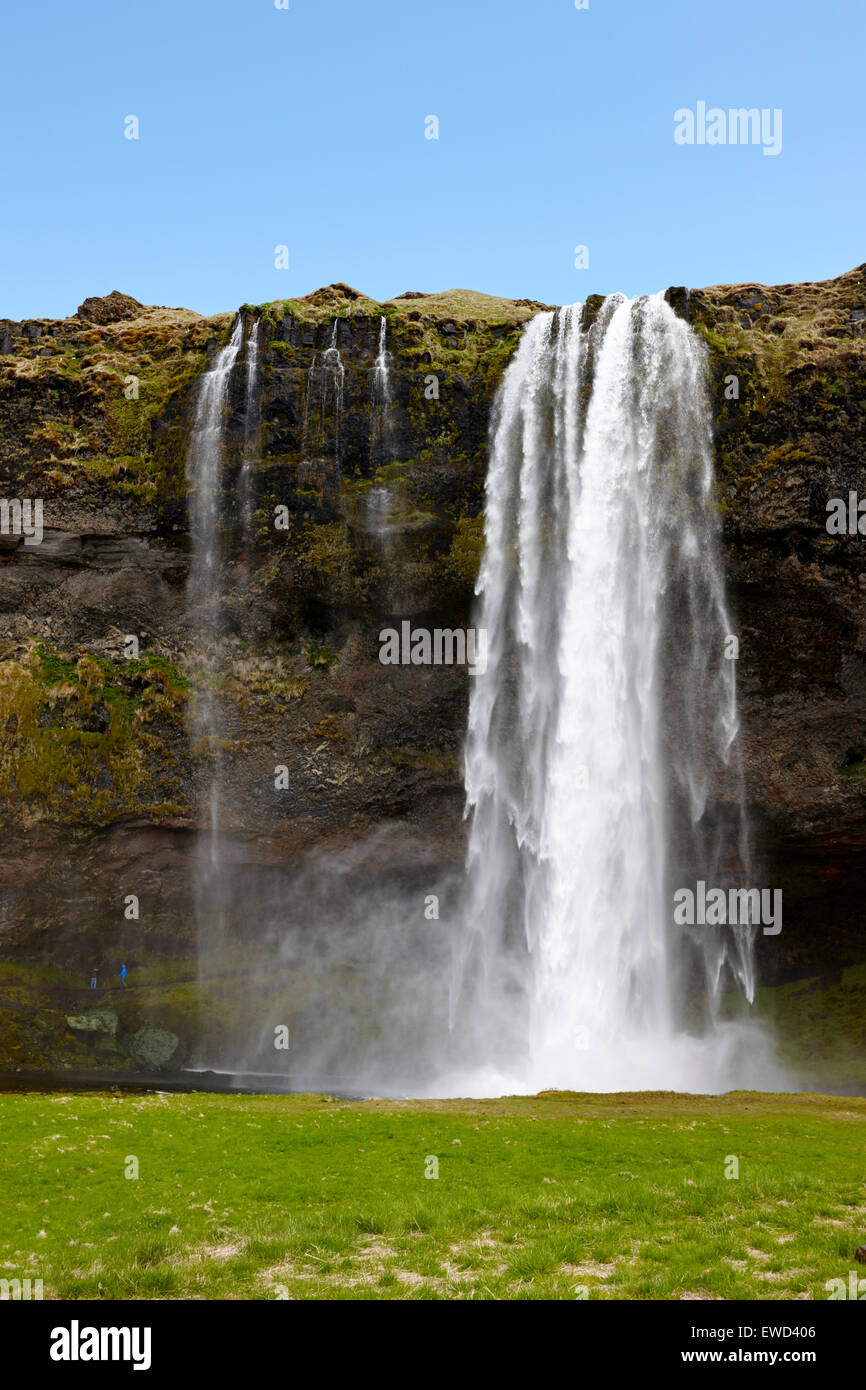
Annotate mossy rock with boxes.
[66,1010,118,1036]
[125,1025,180,1069]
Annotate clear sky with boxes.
[1,0,863,320]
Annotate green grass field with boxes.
[1,1090,864,1300]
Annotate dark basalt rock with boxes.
[75,290,143,324]
[0,269,864,995]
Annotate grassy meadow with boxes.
[0,1089,864,1300]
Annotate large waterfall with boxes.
[187,316,244,626]
[448,293,777,1095]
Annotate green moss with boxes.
[373,460,414,485]
[191,734,248,759]
[762,441,814,468]
[379,745,460,775]
[694,323,731,357]
[306,639,338,668]
[104,396,151,455]
[446,514,485,589]
[752,964,866,1090]
[38,649,80,684]
[293,522,376,606]
[0,644,190,826]
[3,309,214,506]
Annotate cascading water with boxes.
[187,314,243,653]
[240,317,260,546]
[448,292,781,1095]
[303,318,345,461]
[366,314,394,538]
[371,314,392,444]
[186,316,243,1031]
[186,296,784,1097]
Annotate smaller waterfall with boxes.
[303,318,345,461]
[366,314,395,537]
[371,314,392,439]
[364,484,392,540]
[186,316,243,1043]
[240,318,260,548]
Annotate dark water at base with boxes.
[0,1070,366,1098]
[0,1069,863,1099]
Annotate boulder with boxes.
[66,1010,118,1036]
[75,291,143,324]
[126,1025,179,1069]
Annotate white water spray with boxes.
[240,318,260,545]
[187,316,243,645]
[372,314,392,432]
[366,314,395,537]
[303,318,345,461]
[186,317,243,1009]
[448,294,782,1095]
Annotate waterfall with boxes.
[450,293,772,1094]
[371,314,392,451]
[366,314,394,537]
[303,318,344,461]
[240,317,260,546]
[186,316,243,1022]
[187,315,243,637]
[179,298,783,1097]
[364,485,392,538]
[373,314,391,405]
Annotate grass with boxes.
[0,1090,864,1300]
[251,286,544,329]
[753,963,866,1092]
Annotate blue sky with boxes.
[1,0,863,319]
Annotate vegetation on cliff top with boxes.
[683,264,866,519]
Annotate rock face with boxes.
[675,266,866,978]
[0,269,864,1009]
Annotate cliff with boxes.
[0,267,865,1074]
